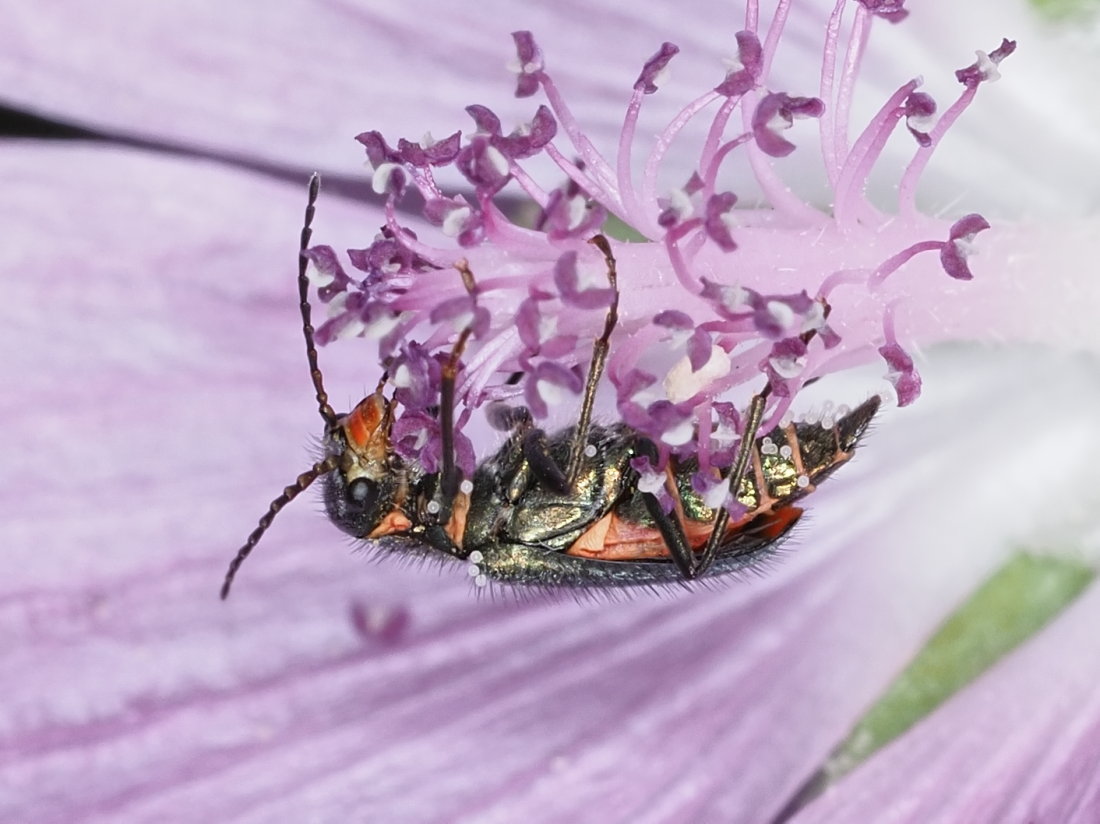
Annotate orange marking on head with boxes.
[346,394,385,448]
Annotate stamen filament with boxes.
[819,0,850,184]
[833,4,873,172]
[642,90,722,231]
[898,86,979,216]
[834,79,919,228]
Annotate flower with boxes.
[4,2,1100,822]
[302,8,1012,548]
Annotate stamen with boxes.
[899,39,1016,216]
[879,301,921,406]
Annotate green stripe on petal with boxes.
[776,552,1095,823]
[1030,0,1100,21]
[832,551,1094,773]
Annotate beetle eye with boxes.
[347,477,376,505]
[324,472,393,539]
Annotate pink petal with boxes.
[2,1,1094,215]
[3,140,1098,821]
[796,586,1100,823]
[1,0,731,181]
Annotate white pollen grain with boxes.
[441,206,472,238]
[486,144,510,176]
[662,419,695,447]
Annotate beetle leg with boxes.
[521,429,570,494]
[486,400,531,432]
[436,324,473,522]
[632,437,709,579]
[563,234,619,488]
[435,260,482,523]
[695,392,769,578]
[486,402,569,494]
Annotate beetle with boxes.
[220,175,878,597]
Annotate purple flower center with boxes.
[306,0,1013,460]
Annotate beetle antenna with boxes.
[299,173,338,427]
[220,455,339,599]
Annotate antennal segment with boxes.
[299,173,337,427]
[220,455,339,599]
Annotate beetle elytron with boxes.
[220,175,877,597]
